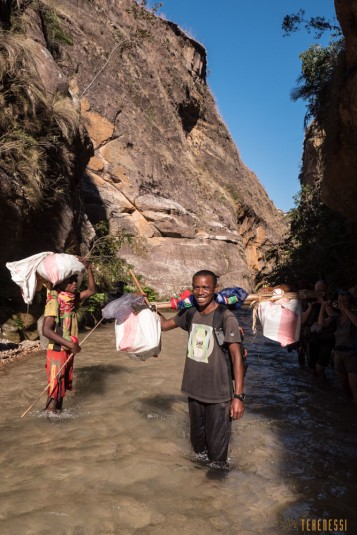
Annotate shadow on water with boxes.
[135,393,185,417]
[237,307,357,534]
[205,467,230,481]
[75,364,127,397]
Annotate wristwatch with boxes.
[233,393,245,402]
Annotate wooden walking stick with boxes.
[20,317,104,418]
[129,269,151,306]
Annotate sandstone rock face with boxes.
[0,0,286,299]
[301,123,325,187]
[59,0,286,294]
[302,0,357,221]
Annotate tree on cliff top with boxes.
[282,9,341,40]
[283,9,344,126]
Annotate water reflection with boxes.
[0,308,356,534]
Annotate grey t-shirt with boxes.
[174,307,242,403]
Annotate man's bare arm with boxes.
[229,342,245,420]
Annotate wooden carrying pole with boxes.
[129,269,151,306]
[150,289,323,310]
[20,317,104,418]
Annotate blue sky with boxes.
[150,0,338,212]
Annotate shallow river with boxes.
[0,309,356,535]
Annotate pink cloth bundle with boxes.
[257,289,302,347]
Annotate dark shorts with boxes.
[46,349,74,400]
[308,340,334,368]
[334,350,357,373]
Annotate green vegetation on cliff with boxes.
[283,9,344,126]
[263,9,357,292]
[0,31,80,212]
[259,180,357,290]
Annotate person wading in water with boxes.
[42,258,96,413]
[159,270,245,468]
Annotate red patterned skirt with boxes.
[46,349,74,400]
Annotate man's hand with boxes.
[230,398,244,420]
[338,300,347,313]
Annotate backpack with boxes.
[180,304,248,381]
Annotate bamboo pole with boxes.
[20,317,104,418]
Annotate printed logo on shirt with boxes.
[187,323,214,363]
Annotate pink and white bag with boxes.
[257,289,302,347]
[115,308,161,361]
[36,253,84,286]
[6,252,84,304]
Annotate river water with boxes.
[0,309,356,535]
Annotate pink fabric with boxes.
[41,254,60,284]
[120,313,139,350]
[276,307,299,346]
[258,299,301,346]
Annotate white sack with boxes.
[37,253,84,286]
[6,252,85,305]
[115,308,161,361]
[6,252,53,305]
[258,295,302,347]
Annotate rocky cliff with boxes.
[301,0,357,223]
[0,0,286,299]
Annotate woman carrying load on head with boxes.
[42,257,96,413]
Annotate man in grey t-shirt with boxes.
[159,270,245,466]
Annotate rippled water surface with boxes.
[0,309,356,535]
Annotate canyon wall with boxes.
[301,0,357,223]
[0,0,286,299]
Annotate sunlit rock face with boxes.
[0,0,286,297]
